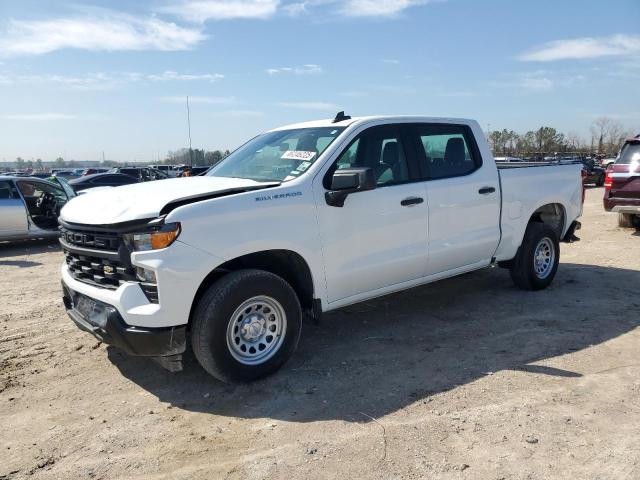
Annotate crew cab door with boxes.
[313,124,428,303]
[408,123,501,275]
[0,180,28,236]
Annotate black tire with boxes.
[618,213,634,228]
[509,223,560,291]
[191,269,302,383]
[596,174,605,187]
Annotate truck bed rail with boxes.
[496,160,583,169]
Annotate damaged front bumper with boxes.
[62,282,186,371]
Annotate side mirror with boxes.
[325,167,376,207]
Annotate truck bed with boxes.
[494,161,583,262]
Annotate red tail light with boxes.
[604,171,613,190]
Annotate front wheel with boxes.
[509,223,560,290]
[191,269,302,382]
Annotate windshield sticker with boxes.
[296,161,311,172]
[281,150,316,161]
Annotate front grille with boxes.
[60,224,159,303]
[65,252,135,289]
[60,227,120,250]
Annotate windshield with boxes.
[616,143,640,165]
[208,127,345,182]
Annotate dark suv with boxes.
[603,134,640,228]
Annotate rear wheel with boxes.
[509,223,560,290]
[191,269,302,382]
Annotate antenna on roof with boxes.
[332,111,351,123]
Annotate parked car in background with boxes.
[580,158,606,186]
[189,166,211,176]
[149,165,177,177]
[81,168,109,176]
[494,156,524,163]
[107,167,169,181]
[601,157,617,168]
[603,134,640,228]
[67,173,141,193]
[0,176,75,241]
[173,165,190,177]
[51,170,81,179]
[173,166,211,177]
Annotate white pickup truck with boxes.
[59,114,583,382]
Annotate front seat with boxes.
[444,137,467,175]
[376,141,407,184]
[296,134,318,155]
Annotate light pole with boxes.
[187,96,193,168]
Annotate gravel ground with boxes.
[1,187,639,480]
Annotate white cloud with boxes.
[159,95,236,104]
[276,101,339,110]
[0,71,224,90]
[493,70,589,93]
[338,0,432,17]
[519,34,640,62]
[266,64,323,75]
[283,0,435,17]
[0,14,205,57]
[160,0,279,22]
[1,113,76,121]
[147,70,224,81]
[283,2,307,15]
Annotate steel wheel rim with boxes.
[533,237,555,279]
[226,295,287,365]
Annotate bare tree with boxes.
[591,117,625,155]
[605,120,625,154]
[566,131,583,150]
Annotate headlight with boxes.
[123,222,180,251]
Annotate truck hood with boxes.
[60,176,277,225]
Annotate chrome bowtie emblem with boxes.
[103,265,114,274]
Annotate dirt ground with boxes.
[1,187,639,480]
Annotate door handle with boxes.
[401,197,424,206]
[478,186,496,195]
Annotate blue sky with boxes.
[0,0,639,162]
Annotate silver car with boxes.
[0,176,76,241]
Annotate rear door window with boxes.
[410,124,481,180]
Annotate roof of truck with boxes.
[270,115,476,132]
